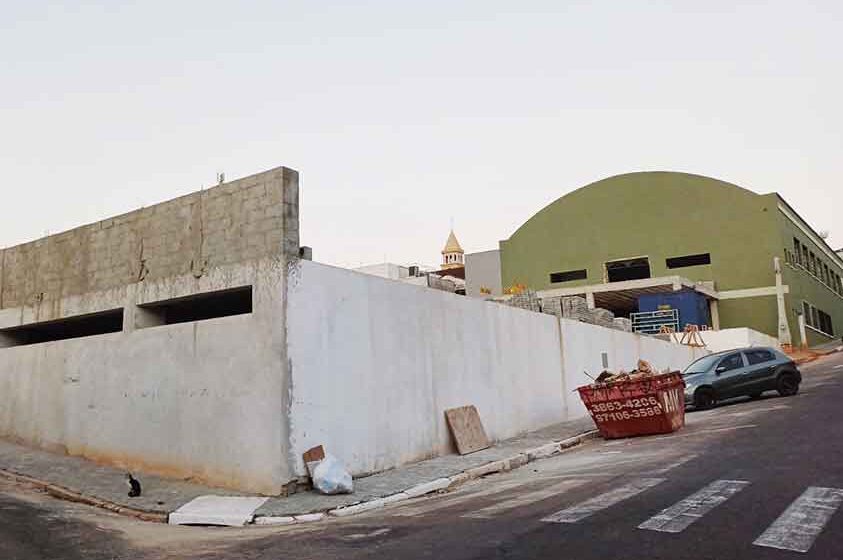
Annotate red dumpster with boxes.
[577,372,685,439]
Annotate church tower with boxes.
[441,230,464,270]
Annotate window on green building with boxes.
[818,310,834,336]
[549,269,588,283]
[803,301,813,327]
[666,253,712,269]
[606,257,651,283]
[793,238,802,266]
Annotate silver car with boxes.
[683,347,801,409]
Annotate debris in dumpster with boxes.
[595,370,615,383]
[585,360,668,387]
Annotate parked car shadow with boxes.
[686,392,784,413]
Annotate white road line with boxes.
[727,405,791,417]
[638,479,749,533]
[834,365,843,370]
[463,479,587,519]
[754,487,843,553]
[650,454,698,474]
[394,480,527,517]
[343,528,392,541]
[650,424,757,441]
[541,478,666,524]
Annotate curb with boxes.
[255,429,600,524]
[0,468,169,523]
[1,429,599,527]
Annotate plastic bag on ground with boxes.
[312,454,353,495]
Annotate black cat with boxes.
[126,473,142,497]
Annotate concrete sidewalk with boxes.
[0,416,597,524]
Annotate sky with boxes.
[1,1,842,268]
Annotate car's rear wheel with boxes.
[777,374,800,397]
[694,388,715,410]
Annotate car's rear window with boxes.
[745,349,774,365]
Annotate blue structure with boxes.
[637,290,711,330]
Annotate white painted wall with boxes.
[559,319,708,420]
[697,328,780,353]
[287,260,567,478]
[287,261,710,478]
[0,259,289,495]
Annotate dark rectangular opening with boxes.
[137,286,253,328]
[0,309,124,348]
[549,269,588,284]
[606,258,651,283]
[666,253,712,269]
[818,310,834,336]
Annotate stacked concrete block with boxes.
[592,308,615,329]
[612,317,633,332]
[561,296,593,323]
[541,296,563,318]
[507,290,541,313]
[428,275,457,293]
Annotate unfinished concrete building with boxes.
[0,166,299,494]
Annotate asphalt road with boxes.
[2,351,842,560]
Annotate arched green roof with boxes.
[500,171,781,293]
[508,171,763,240]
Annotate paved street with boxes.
[2,351,842,559]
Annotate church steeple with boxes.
[441,230,464,270]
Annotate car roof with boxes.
[707,346,779,357]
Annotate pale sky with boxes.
[2,1,841,268]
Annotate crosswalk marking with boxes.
[638,479,749,533]
[394,480,527,517]
[463,479,587,519]
[754,487,843,553]
[541,478,665,524]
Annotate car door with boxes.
[742,349,777,392]
[711,352,748,399]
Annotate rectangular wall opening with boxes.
[606,257,651,283]
[136,286,253,328]
[666,253,712,269]
[0,309,124,348]
[549,269,588,283]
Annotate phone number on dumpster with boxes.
[590,397,663,422]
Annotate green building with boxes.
[497,171,843,347]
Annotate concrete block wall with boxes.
[0,166,299,322]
